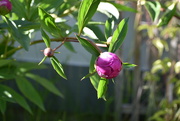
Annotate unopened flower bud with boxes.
[0,0,12,15]
[95,52,122,79]
[43,48,54,57]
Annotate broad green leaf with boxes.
[81,69,97,81]
[109,2,137,13]
[108,18,129,53]
[144,1,161,22]
[123,63,137,69]
[0,84,32,114]
[157,2,177,27]
[38,7,63,38]
[105,17,114,39]
[25,73,64,98]
[41,29,51,47]
[0,100,6,114]
[97,77,108,99]
[3,17,30,51]
[50,56,67,80]
[89,56,100,90]
[15,76,45,111]
[76,35,100,57]
[78,0,100,34]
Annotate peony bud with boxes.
[0,0,12,15]
[43,48,54,57]
[95,52,122,79]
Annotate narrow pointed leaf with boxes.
[3,17,30,51]
[123,63,137,69]
[25,73,64,98]
[108,18,129,53]
[81,69,97,81]
[38,56,47,65]
[50,56,67,80]
[38,7,63,38]
[105,17,114,39]
[109,2,137,13]
[157,3,177,27]
[0,99,6,114]
[15,76,45,111]
[78,0,100,34]
[97,77,108,99]
[144,1,161,22]
[41,29,51,47]
[0,84,32,114]
[89,56,100,90]
[76,35,100,57]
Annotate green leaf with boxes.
[0,59,14,67]
[81,69,97,81]
[63,42,76,53]
[105,17,114,39]
[25,73,64,98]
[0,100,6,114]
[97,77,108,99]
[50,56,67,80]
[144,1,161,22]
[108,18,129,53]
[78,0,100,34]
[15,76,45,111]
[157,2,177,27]
[109,2,137,13]
[86,25,106,41]
[41,29,51,47]
[3,17,30,51]
[38,7,63,38]
[123,63,137,69]
[89,56,100,90]
[76,35,100,57]
[38,56,48,65]
[0,84,32,114]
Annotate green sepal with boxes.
[97,77,108,99]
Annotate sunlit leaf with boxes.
[108,18,129,53]
[78,0,100,34]
[3,17,30,51]
[175,61,180,74]
[25,73,64,98]
[76,35,100,57]
[50,56,67,80]
[157,2,177,27]
[38,7,63,38]
[123,63,137,69]
[97,77,108,99]
[0,84,32,114]
[15,76,45,111]
[105,17,114,39]
[41,29,51,47]
[38,56,48,65]
[144,1,161,22]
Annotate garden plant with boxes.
[0,0,179,121]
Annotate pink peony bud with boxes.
[43,48,54,57]
[0,0,12,15]
[95,52,122,79]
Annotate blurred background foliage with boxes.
[0,0,180,121]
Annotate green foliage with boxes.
[78,0,100,35]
